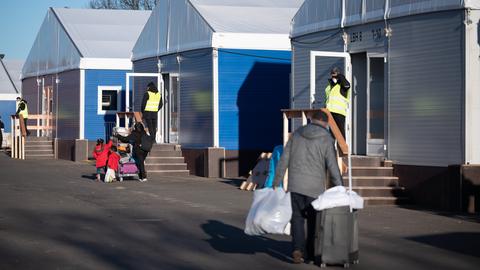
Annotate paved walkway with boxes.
[0,154,479,270]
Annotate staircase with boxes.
[343,156,408,206]
[25,137,54,159]
[145,144,190,177]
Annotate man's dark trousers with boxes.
[291,192,317,259]
[143,111,158,141]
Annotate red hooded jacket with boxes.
[107,151,120,171]
[92,140,112,168]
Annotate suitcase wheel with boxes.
[343,263,350,268]
[353,260,359,265]
[320,263,327,268]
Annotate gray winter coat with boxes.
[273,123,343,198]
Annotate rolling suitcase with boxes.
[314,206,359,268]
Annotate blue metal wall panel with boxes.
[0,100,16,132]
[179,49,213,148]
[132,50,212,148]
[218,49,291,150]
[84,69,128,141]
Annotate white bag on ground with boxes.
[104,168,116,183]
[311,186,364,211]
[245,188,292,236]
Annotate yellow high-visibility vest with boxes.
[18,101,29,118]
[144,91,161,112]
[325,84,349,117]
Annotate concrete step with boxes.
[25,144,53,149]
[353,186,405,197]
[342,176,399,187]
[151,144,179,151]
[344,167,394,177]
[145,157,185,164]
[148,170,190,176]
[25,137,52,142]
[26,154,55,160]
[145,164,188,171]
[25,149,54,155]
[148,150,183,158]
[364,197,410,206]
[344,156,384,167]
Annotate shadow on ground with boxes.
[406,232,480,258]
[201,220,291,263]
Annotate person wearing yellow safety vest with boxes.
[324,67,350,139]
[15,97,30,136]
[141,82,163,142]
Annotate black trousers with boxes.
[24,118,30,136]
[144,118,157,140]
[291,192,317,258]
[331,112,345,139]
[134,149,148,179]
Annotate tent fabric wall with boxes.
[84,69,128,141]
[131,0,302,61]
[218,49,291,151]
[291,0,476,39]
[388,10,464,166]
[23,8,149,79]
[56,70,81,140]
[177,49,214,148]
[132,49,214,148]
[22,9,81,79]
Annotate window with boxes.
[98,86,122,115]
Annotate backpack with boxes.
[139,133,154,152]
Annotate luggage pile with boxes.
[112,127,139,182]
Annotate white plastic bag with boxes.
[104,168,116,183]
[311,186,364,211]
[244,188,292,236]
[245,188,270,235]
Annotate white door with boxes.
[310,51,352,145]
[366,54,387,156]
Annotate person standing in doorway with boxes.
[273,110,343,264]
[141,82,163,142]
[325,67,350,139]
[15,97,30,136]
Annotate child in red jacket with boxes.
[105,145,121,183]
[92,139,112,181]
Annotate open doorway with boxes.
[367,54,387,157]
[351,53,387,157]
[162,73,179,144]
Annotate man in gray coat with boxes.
[273,110,343,264]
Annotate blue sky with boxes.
[0,0,91,61]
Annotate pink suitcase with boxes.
[120,162,138,174]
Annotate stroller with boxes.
[112,127,139,181]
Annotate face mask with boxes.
[332,78,338,84]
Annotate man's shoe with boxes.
[292,250,304,264]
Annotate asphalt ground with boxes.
[0,153,479,270]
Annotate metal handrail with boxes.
[10,115,25,159]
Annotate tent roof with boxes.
[291,0,480,38]
[53,8,150,58]
[22,8,150,79]
[0,58,22,95]
[132,0,303,61]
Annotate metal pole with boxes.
[126,74,130,112]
